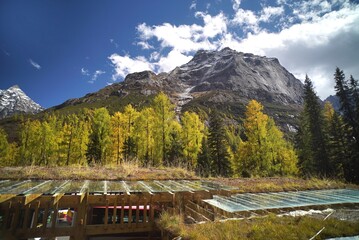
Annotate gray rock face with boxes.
[169,48,303,104]
[0,85,44,119]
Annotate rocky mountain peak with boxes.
[0,85,44,119]
[170,48,303,104]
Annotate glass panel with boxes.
[205,189,359,213]
[141,181,166,192]
[88,181,105,193]
[125,181,147,193]
[107,181,126,193]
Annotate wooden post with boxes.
[42,203,49,230]
[136,196,140,226]
[3,201,12,230]
[104,199,109,226]
[31,201,40,229]
[128,195,132,228]
[23,203,31,230]
[150,195,154,224]
[120,195,125,228]
[10,201,21,232]
[51,202,59,230]
[143,198,148,225]
[113,195,117,225]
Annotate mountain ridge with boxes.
[0,85,44,119]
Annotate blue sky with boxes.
[1,0,358,108]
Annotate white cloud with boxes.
[92,70,105,80]
[108,0,359,100]
[108,54,155,80]
[29,59,41,70]
[260,6,284,22]
[156,50,193,73]
[232,0,241,11]
[227,3,359,99]
[190,1,196,10]
[81,68,90,76]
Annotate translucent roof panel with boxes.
[0,180,234,195]
[204,189,359,213]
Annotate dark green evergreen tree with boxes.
[196,137,211,177]
[297,75,330,176]
[334,69,359,182]
[208,111,231,177]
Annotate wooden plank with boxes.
[0,194,16,204]
[143,198,148,224]
[10,201,21,231]
[2,200,11,230]
[128,196,132,228]
[31,201,40,229]
[150,195,154,223]
[135,197,140,226]
[24,194,42,205]
[52,193,64,205]
[51,202,59,230]
[120,195,125,227]
[85,224,155,236]
[104,199,109,225]
[42,203,49,230]
[113,195,117,225]
[23,204,31,230]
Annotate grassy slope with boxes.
[158,212,359,240]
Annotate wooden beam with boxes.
[104,199,109,226]
[42,203,49,230]
[52,193,64,205]
[2,201,12,230]
[51,202,59,230]
[0,194,16,204]
[31,201,40,229]
[24,194,42,205]
[112,195,117,225]
[23,204,31,230]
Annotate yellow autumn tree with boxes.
[0,128,17,166]
[110,111,124,165]
[181,111,204,170]
[134,107,156,166]
[236,100,298,177]
[153,92,176,166]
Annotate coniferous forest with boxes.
[0,68,358,183]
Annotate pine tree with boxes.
[196,137,211,177]
[208,111,231,177]
[322,102,348,178]
[334,69,359,182]
[298,75,330,176]
[166,121,184,167]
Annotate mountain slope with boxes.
[48,48,304,133]
[0,85,44,119]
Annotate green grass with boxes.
[159,212,359,240]
[0,165,197,180]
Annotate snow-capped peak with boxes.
[0,85,44,119]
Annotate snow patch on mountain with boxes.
[0,85,44,119]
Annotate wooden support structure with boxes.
[0,180,230,239]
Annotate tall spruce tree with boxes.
[196,137,211,177]
[298,75,330,176]
[208,111,231,177]
[334,68,359,182]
